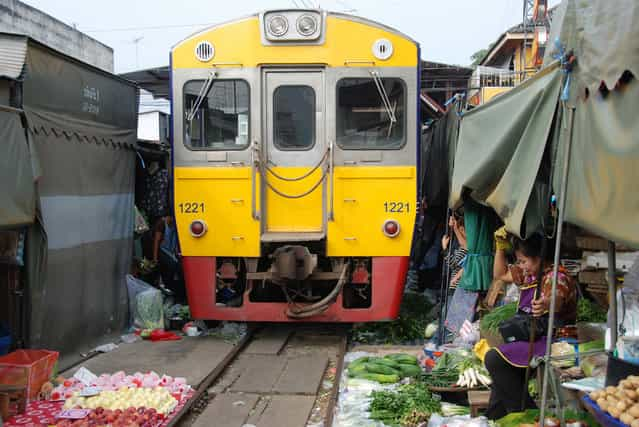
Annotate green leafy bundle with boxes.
[370,383,441,426]
[480,302,517,333]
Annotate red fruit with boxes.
[63,380,73,387]
[137,406,146,414]
[106,414,115,423]
[115,409,122,416]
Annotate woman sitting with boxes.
[484,230,577,420]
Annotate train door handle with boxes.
[231,236,244,241]
[343,237,357,241]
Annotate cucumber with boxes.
[356,372,400,384]
[347,363,368,377]
[385,354,419,365]
[364,363,400,375]
[368,357,400,368]
[397,363,422,378]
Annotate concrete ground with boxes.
[180,326,345,427]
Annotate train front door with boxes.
[261,69,326,241]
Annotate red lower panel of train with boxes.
[182,256,408,322]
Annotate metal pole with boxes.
[539,105,575,425]
[608,241,618,351]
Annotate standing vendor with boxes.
[484,229,576,419]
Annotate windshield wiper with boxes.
[369,70,397,138]
[186,70,217,123]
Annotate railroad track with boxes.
[170,324,348,427]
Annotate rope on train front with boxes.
[265,147,329,182]
[259,160,329,199]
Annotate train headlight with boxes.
[296,14,318,36]
[382,220,400,238]
[267,15,289,37]
[190,220,207,238]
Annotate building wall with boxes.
[138,111,169,143]
[0,0,113,72]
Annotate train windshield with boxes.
[336,78,405,149]
[184,79,250,150]
[273,85,316,150]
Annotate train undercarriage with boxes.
[183,242,408,322]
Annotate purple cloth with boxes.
[496,282,547,367]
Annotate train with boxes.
[170,9,420,322]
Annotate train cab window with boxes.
[336,78,405,149]
[184,79,250,150]
[273,85,315,150]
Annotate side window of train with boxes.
[183,79,250,150]
[336,78,405,150]
[273,85,316,150]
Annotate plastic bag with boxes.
[126,275,164,329]
[134,206,149,234]
[427,414,490,427]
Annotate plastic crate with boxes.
[0,349,59,401]
[581,395,627,427]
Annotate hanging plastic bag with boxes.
[126,275,164,329]
[134,205,150,234]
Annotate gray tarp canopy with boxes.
[1,33,139,356]
[450,0,639,248]
[0,106,37,228]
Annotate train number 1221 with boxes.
[178,202,205,213]
[384,201,410,213]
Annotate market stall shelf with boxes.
[3,390,194,426]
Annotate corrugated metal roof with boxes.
[0,34,28,80]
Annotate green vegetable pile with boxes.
[348,354,421,383]
[577,298,607,323]
[370,383,441,426]
[480,302,517,333]
[351,294,434,344]
[496,408,598,427]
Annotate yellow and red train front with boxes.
[171,10,419,322]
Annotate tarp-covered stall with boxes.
[445,0,639,421]
[1,33,139,356]
[449,0,639,248]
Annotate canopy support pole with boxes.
[608,241,618,351]
[539,105,575,426]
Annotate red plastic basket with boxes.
[0,349,59,401]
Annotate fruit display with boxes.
[63,387,178,414]
[588,375,639,426]
[51,371,189,400]
[347,353,422,383]
[55,407,165,427]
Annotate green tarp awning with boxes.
[450,64,562,239]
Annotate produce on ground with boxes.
[351,294,434,344]
[55,407,165,427]
[480,303,517,334]
[577,298,607,323]
[347,354,421,383]
[370,383,441,426]
[589,375,639,426]
[63,387,178,414]
[496,408,597,427]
